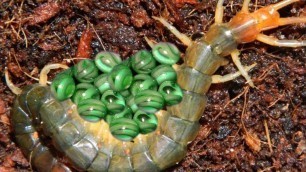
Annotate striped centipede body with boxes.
[8,0,306,171]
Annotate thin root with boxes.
[264,119,273,153]
[241,87,262,152]
[12,53,40,82]
[213,86,249,121]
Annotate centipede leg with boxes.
[39,64,69,86]
[215,0,224,23]
[144,37,155,48]
[212,63,256,83]
[5,68,22,95]
[152,16,192,46]
[241,0,251,12]
[231,49,255,87]
[215,0,255,86]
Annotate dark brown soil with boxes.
[0,0,305,171]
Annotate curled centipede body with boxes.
[8,0,306,171]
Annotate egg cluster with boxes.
[51,42,183,141]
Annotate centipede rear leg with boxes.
[11,84,72,172]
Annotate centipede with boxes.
[4,0,306,171]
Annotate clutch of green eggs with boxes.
[51,42,183,141]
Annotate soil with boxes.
[0,0,305,171]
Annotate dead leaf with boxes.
[296,139,306,155]
[76,29,93,62]
[28,2,60,25]
[245,132,261,152]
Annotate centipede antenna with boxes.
[256,34,306,47]
[39,64,69,86]
[278,17,306,27]
[4,67,22,95]
[272,0,299,10]
[241,0,251,12]
[215,0,225,24]
[152,16,192,47]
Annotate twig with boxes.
[21,28,28,48]
[18,0,24,14]
[240,87,249,132]
[256,63,279,82]
[12,53,39,82]
[264,119,273,153]
[268,94,284,108]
